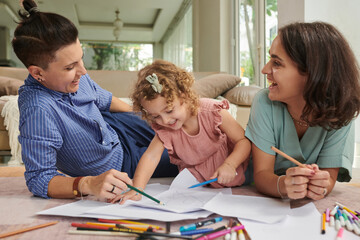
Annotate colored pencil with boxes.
[68,229,136,237]
[322,212,326,234]
[98,218,162,229]
[270,146,306,168]
[188,178,218,189]
[0,221,58,238]
[126,184,164,205]
[71,222,192,239]
[86,222,153,231]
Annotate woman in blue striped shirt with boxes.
[12,0,177,201]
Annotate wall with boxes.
[278,0,360,166]
[192,0,232,73]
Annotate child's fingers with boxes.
[115,190,139,205]
[210,171,219,180]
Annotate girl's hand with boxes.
[211,162,237,185]
[84,169,133,202]
[306,165,331,200]
[111,189,142,204]
[284,166,315,199]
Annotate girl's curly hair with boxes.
[131,60,199,123]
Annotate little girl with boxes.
[118,60,251,203]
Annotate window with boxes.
[163,5,193,71]
[81,42,153,71]
[234,0,277,87]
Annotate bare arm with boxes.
[252,143,315,199]
[109,96,132,112]
[252,143,337,200]
[211,109,251,184]
[113,135,165,204]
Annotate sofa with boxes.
[0,66,261,164]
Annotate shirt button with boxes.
[102,141,105,145]
[100,127,103,131]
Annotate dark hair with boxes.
[279,21,360,129]
[12,0,78,69]
[131,60,199,123]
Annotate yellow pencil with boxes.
[86,222,152,231]
[271,146,306,168]
[0,221,58,238]
[98,218,162,230]
[68,229,136,237]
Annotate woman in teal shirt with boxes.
[245,22,360,200]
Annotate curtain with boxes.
[163,7,192,71]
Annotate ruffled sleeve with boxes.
[151,124,174,154]
[199,98,230,137]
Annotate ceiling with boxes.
[0,0,185,43]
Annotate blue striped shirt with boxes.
[18,74,124,198]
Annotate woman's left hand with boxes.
[306,164,331,200]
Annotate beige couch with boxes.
[0,66,260,161]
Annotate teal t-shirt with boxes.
[245,89,354,182]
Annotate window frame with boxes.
[232,0,267,88]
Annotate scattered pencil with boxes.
[188,178,218,189]
[98,218,162,230]
[321,212,326,234]
[0,221,58,238]
[126,184,165,205]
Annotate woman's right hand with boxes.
[284,166,315,199]
[82,169,133,201]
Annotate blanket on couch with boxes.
[0,95,22,165]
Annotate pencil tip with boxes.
[160,202,165,206]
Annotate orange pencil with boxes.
[270,146,306,168]
[0,221,58,238]
[98,219,162,230]
[86,222,154,231]
[322,212,326,234]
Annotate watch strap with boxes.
[73,176,84,197]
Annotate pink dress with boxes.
[152,98,248,188]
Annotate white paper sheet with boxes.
[202,192,291,223]
[131,188,217,213]
[170,168,232,194]
[37,183,214,221]
[239,202,360,240]
[86,203,213,221]
[37,199,111,218]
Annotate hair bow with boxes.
[145,73,162,93]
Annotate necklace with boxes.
[291,116,309,127]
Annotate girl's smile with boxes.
[141,96,191,131]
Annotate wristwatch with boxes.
[73,176,85,197]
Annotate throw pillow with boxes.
[223,85,262,106]
[193,73,241,99]
[0,76,24,97]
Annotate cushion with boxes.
[223,85,262,106]
[0,77,24,97]
[193,73,241,99]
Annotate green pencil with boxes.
[126,184,165,205]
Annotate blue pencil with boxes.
[188,178,218,189]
